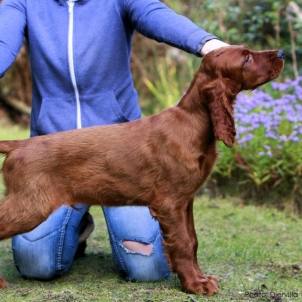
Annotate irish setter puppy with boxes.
[0,46,284,294]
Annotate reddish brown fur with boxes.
[0,276,6,289]
[0,46,283,294]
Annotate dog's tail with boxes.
[0,140,20,155]
[0,141,20,174]
[0,276,7,289]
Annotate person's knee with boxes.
[12,236,69,280]
[120,240,171,282]
[122,241,154,256]
[13,248,58,280]
[16,261,58,280]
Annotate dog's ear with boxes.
[206,79,236,148]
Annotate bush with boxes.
[213,78,302,212]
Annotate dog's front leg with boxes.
[185,199,219,295]
[150,199,219,296]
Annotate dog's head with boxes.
[200,46,284,147]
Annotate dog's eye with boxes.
[245,55,252,63]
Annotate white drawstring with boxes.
[67,0,82,129]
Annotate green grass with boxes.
[0,199,301,302]
[0,127,301,301]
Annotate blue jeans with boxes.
[12,205,170,282]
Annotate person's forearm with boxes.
[0,0,26,77]
[124,0,219,56]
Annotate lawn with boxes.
[0,127,301,301]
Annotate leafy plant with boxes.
[142,52,196,112]
[213,78,302,212]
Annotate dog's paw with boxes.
[200,275,219,296]
[183,274,219,296]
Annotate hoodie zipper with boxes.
[67,0,82,129]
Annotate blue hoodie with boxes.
[0,0,217,136]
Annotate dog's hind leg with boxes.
[0,194,54,241]
[0,189,72,288]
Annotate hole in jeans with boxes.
[122,241,154,256]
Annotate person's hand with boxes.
[200,39,230,56]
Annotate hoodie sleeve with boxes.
[0,0,26,78]
[122,0,218,56]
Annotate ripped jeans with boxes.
[12,205,170,282]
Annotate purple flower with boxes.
[234,77,302,154]
[237,133,254,145]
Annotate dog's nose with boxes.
[277,50,284,59]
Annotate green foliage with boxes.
[0,126,29,141]
[161,0,301,77]
[142,52,196,114]
[210,79,302,211]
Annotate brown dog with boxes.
[0,46,284,294]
